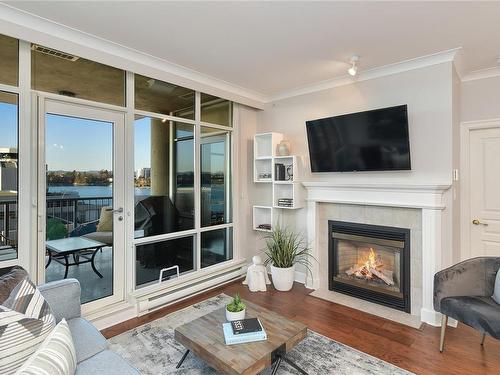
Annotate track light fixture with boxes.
[348,55,359,76]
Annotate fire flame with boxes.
[355,248,379,279]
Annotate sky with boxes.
[1,105,222,173]
[46,113,113,171]
[0,102,17,149]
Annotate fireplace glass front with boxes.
[329,221,410,312]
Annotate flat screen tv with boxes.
[306,105,411,172]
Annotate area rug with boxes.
[109,294,412,374]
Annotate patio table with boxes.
[45,237,106,279]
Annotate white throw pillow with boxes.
[0,278,55,374]
[16,319,76,375]
[493,268,500,305]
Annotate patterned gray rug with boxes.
[109,294,412,374]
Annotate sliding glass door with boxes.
[38,98,126,311]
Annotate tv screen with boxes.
[306,105,411,172]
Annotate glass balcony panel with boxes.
[134,74,195,119]
[0,34,19,87]
[31,44,125,106]
[136,236,195,287]
[201,126,232,227]
[0,91,19,261]
[201,228,233,268]
[201,93,232,127]
[134,116,194,238]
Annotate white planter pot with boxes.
[270,264,296,291]
[225,308,246,322]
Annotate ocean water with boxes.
[48,185,151,198]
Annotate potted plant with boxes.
[263,226,312,291]
[225,293,246,321]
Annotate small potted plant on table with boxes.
[226,294,246,321]
[263,226,312,291]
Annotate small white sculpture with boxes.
[243,256,271,292]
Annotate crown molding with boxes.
[2,3,499,106]
[461,66,500,82]
[268,48,461,102]
[0,4,267,109]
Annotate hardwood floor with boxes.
[102,280,500,374]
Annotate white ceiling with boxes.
[4,1,500,97]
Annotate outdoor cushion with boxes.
[0,266,28,304]
[75,350,138,375]
[96,207,113,232]
[441,296,500,339]
[17,319,77,375]
[68,317,108,363]
[82,231,112,245]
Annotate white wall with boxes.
[236,104,262,262]
[248,62,457,276]
[461,75,500,122]
[258,62,454,185]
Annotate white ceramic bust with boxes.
[242,255,271,292]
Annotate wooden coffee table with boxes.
[174,300,308,375]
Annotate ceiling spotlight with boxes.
[348,55,359,76]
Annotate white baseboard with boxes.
[294,270,307,284]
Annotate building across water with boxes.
[0,147,17,192]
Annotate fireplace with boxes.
[329,221,410,312]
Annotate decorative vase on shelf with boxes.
[277,140,291,156]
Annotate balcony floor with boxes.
[45,246,113,304]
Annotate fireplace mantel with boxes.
[302,182,451,209]
[302,181,452,326]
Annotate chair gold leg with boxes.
[439,315,448,353]
[480,333,486,346]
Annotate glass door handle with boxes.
[106,207,124,214]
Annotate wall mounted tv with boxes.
[306,105,411,172]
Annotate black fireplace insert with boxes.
[328,220,411,312]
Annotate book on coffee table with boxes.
[231,318,263,335]
[222,320,267,345]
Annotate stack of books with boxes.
[277,198,293,207]
[222,318,267,345]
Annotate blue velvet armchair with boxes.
[433,256,500,352]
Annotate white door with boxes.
[37,97,126,314]
[467,126,500,257]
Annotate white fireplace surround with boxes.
[302,182,451,326]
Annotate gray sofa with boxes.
[39,279,139,374]
[433,256,500,352]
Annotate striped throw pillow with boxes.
[0,277,56,374]
[16,319,76,375]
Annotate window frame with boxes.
[132,88,235,290]
[0,39,31,270]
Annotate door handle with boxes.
[106,207,124,214]
[472,219,488,226]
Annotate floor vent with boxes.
[31,45,80,61]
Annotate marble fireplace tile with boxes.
[339,204,366,222]
[364,205,395,226]
[392,207,422,230]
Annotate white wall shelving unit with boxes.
[252,133,304,232]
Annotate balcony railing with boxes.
[0,196,113,247]
[46,196,113,230]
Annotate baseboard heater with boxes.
[137,268,244,314]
